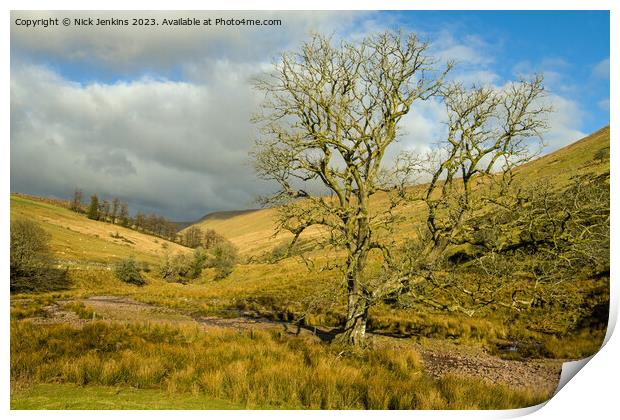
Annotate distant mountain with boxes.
[198,209,262,222]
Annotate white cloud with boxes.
[11,62,267,219]
[10,58,589,219]
[10,12,406,219]
[452,70,500,86]
[398,98,447,152]
[511,59,577,97]
[598,98,610,111]
[541,94,587,152]
[434,32,493,67]
[592,58,610,79]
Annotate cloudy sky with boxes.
[10,10,610,221]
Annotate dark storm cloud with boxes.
[85,151,137,177]
[10,62,270,220]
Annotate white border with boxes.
[2,1,616,419]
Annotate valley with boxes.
[10,127,610,409]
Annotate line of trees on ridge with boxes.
[70,188,178,241]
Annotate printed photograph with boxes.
[9,9,610,410]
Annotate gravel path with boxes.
[415,343,561,392]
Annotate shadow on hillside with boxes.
[283,323,343,342]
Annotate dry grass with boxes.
[11,320,551,409]
[62,301,98,320]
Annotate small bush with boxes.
[269,242,290,262]
[114,257,145,286]
[10,218,70,293]
[208,241,239,279]
[190,247,207,278]
[160,253,190,284]
[593,147,609,163]
[160,248,208,284]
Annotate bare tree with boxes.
[100,199,111,223]
[253,29,611,350]
[182,226,203,248]
[70,188,83,213]
[111,197,120,224]
[118,202,130,227]
[252,32,450,345]
[203,229,227,249]
[373,77,553,317]
[135,211,145,231]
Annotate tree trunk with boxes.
[337,249,370,347]
[337,211,371,347]
[340,289,369,346]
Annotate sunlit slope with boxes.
[515,126,610,180]
[180,126,611,257]
[10,195,190,265]
[192,207,284,255]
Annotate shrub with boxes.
[190,247,207,278]
[160,248,208,284]
[160,253,191,283]
[593,147,609,163]
[269,242,289,262]
[10,219,70,293]
[207,241,239,279]
[114,257,145,286]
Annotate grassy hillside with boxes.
[187,127,611,258]
[11,127,609,313]
[11,127,608,331]
[10,194,190,266]
[516,126,610,180]
[189,207,283,256]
